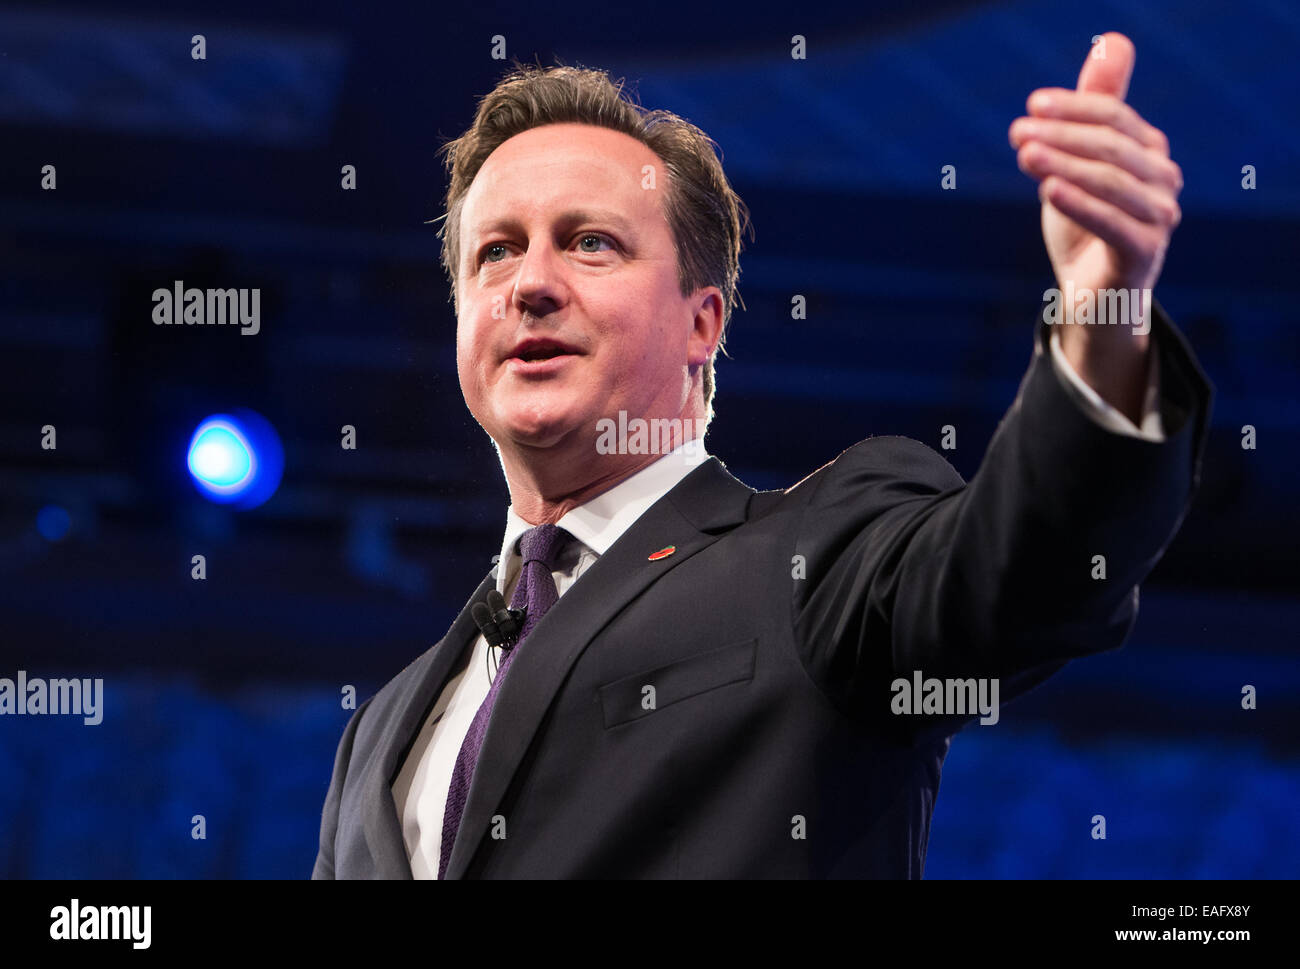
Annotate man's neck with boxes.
[501,450,678,524]
[501,421,708,524]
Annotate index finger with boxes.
[1027,88,1169,155]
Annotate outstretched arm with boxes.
[788,33,1209,733]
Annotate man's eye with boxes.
[576,234,614,253]
[481,235,613,266]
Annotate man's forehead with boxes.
[473,208,639,237]
[463,124,663,227]
[479,122,656,174]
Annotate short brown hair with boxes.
[434,61,752,422]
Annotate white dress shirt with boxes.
[391,333,1164,878]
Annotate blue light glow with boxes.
[186,411,283,509]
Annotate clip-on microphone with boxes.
[471,589,526,652]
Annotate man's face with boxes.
[455,122,714,455]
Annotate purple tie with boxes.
[438,523,570,879]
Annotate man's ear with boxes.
[687,288,725,367]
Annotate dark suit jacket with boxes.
[313,305,1211,878]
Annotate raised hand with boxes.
[1008,31,1182,418]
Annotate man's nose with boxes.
[512,243,565,316]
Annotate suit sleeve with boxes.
[311,695,374,879]
[790,301,1212,732]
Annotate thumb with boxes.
[1076,31,1135,100]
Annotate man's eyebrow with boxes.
[470,209,638,238]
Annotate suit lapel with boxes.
[444,457,755,878]
[360,569,498,878]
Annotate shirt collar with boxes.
[495,439,711,592]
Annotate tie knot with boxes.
[518,523,570,571]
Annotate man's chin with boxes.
[494,412,592,453]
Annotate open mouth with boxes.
[514,346,571,362]
[508,339,580,365]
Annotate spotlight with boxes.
[186,410,283,509]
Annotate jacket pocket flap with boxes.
[599,638,756,728]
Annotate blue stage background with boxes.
[1,0,1296,877]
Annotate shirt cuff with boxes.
[1048,329,1165,442]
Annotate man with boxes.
[313,32,1210,878]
